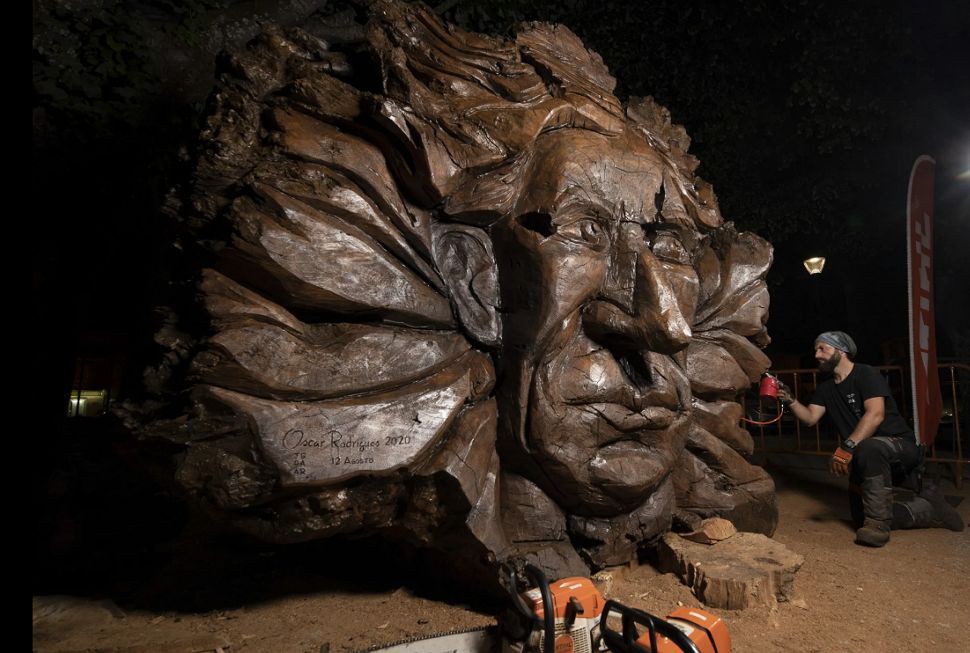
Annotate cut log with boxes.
[658,531,803,610]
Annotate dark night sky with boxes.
[32,0,970,406]
[761,5,970,365]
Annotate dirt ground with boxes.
[33,461,969,653]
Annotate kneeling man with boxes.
[780,331,963,546]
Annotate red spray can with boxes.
[759,372,779,400]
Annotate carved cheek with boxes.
[495,225,609,355]
[514,237,610,358]
[557,346,629,404]
[658,260,700,327]
[540,239,610,323]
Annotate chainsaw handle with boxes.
[524,564,556,653]
[601,600,702,653]
[509,567,536,624]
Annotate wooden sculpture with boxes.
[131,0,777,587]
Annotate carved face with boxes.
[150,0,778,579]
[491,129,697,515]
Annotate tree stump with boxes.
[658,532,803,609]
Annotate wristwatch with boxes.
[842,438,857,451]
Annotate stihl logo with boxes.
[913,209,932,405]
[908,155,941,445]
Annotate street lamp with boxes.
[803,256,826,274]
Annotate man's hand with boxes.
[831,446,853,476]
[776,380,794,405]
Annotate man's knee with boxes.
[853,438,894,477]
[855,437,893,462]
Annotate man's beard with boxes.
[818,350,842,373]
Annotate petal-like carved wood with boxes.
[685,339,751,400]
[135,0,779,587]
[696,329,772,383]
[224,189,452,326]
[199,352,490,487]
[194,270,472,399]
[693,398,756,456]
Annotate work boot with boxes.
[856,518,891,547]
[893,496,965,531]
[918,480,965,531]
[856,475,893,547]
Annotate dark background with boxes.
[32,0,969,594]
[33,0,970,396]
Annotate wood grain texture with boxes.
[133,0,779,588]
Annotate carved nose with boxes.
[584,246,692,354]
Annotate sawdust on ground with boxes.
[33,464,969,653]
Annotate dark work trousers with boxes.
[848,435,923,527]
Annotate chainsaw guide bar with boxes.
[354,625,498,653]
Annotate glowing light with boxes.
[803,256,826,274]
[66,389,107,417]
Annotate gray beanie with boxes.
[815,331,857,357]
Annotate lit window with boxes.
[66,389,108,418]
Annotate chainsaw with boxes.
[357,563,730,653]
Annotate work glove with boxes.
[776,380,794,405]
[830,446,853,476]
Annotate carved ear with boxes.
[431,223,502,347]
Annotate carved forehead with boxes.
[514,128,666,224]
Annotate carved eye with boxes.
[558,218,607,249]
[652,233,691,264]
[643,223,691,264]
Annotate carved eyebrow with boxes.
[552,183,605,211]
[539,192,611,228]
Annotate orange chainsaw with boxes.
[508,563,730,653]
[355,563,730,653]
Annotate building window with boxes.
[66,389,109,418]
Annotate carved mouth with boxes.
[586,402,676,432]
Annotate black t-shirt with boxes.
[809,364,912,439]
